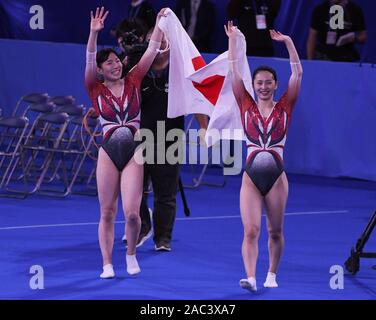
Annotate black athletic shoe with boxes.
[155,240,171,252]
[136,228,153,248]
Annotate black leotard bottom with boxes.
[101,126,140,171]
[245,151,284,196]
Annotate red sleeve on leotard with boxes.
[86,80,103,117]
[277,90,295,116]
[126,64,144,88]
[238,90,257,117]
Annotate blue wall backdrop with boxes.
[0,0,375,62]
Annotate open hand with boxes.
[90,7,109,32]
[269,29,290,43]
[156,8,169,23]
[224,21,243,39]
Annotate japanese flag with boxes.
[158,9,254,146]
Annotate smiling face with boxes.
[253,70,278,102]
[97,52,123,82]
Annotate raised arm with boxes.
[224,21,248,108]
[85,7,109,90]
[270,30,303,106]
[134,8,168,79]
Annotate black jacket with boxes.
[128,1,156,30]
[175,0,216,53]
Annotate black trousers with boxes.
[140,162,180,243]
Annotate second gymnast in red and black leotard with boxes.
[238,90,294,196]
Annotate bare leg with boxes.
[264,172,288,275]
[120,148,143,256]
[240,172,263,278]
[96,148,120,267]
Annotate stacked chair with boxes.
[183,114,227,189]
[0,93,101,198]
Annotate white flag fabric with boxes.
[158,9,254,146]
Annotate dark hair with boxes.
[96,48,121,68]
[252,66,278,83]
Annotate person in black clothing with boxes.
[307,0,367,62]
[128,0,156,30]
[175,0,216,53]
[227,0,281,57]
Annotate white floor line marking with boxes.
[0,210,349,231]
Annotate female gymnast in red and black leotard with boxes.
[225,22,303,291]
[85,7,167,279]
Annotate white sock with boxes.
[126,254,141,275]
[263,272,278,288]
[239,277,257,292]
[100,264,115,279]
